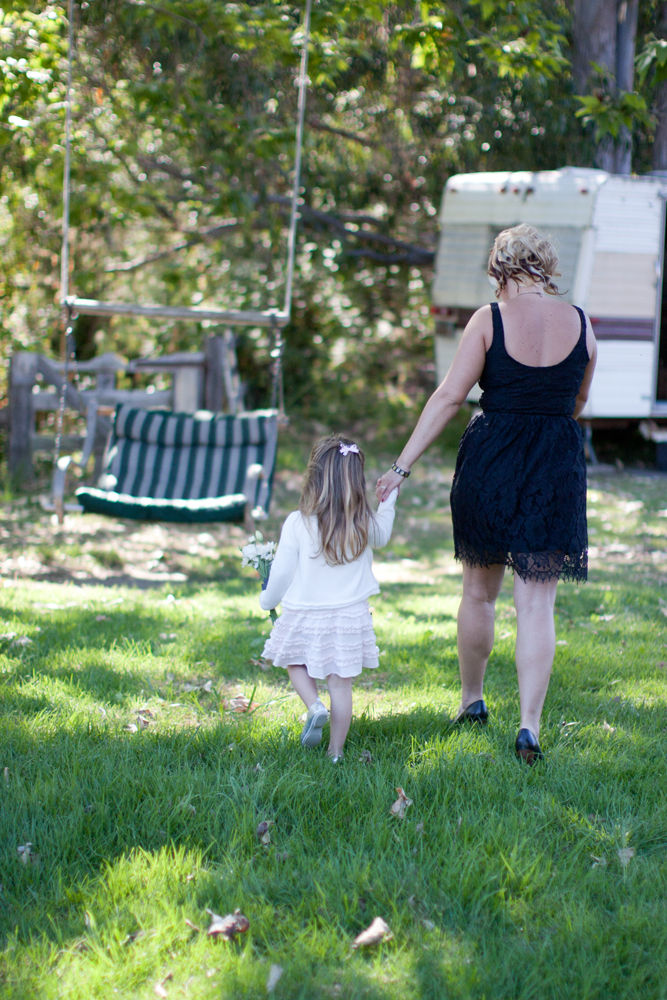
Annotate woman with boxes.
[376,225,597,764]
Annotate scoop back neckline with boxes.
[492,302,584,370]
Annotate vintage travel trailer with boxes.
[432,167,667,429]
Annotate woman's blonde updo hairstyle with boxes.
[487,224,561,296]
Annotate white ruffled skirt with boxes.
[261,599,379,679]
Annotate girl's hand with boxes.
[375,468,405,503]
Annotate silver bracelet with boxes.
[391,462,411,479]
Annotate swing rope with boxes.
[59,0,312,329]
[54,0,310,479]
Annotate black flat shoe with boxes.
[515,728,543,765]
[454,699,488,725]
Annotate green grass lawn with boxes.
[2,447,667,999]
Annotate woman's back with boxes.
[498,295,584,368]
[479,298,590,417]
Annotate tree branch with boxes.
[307,116,379,148]
[103,219,239,272]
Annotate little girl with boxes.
[259,435,397,761]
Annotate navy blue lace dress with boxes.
[450,302,589,583]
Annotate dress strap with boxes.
[490,301,505,351]
[573,306,588,357]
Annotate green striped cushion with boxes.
[77,405,277,520]
[75,489,247,524]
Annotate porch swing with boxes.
[52,0,312,526]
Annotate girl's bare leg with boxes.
[287,664,319,709]
[325,673,353,756]
[513,575,558,738]
[456,562,505,716]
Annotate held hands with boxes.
[375,468,405,504]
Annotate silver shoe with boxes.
[300,702,329,748]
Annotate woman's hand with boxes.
[375,468,405,503]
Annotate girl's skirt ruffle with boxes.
[261,599,378,678]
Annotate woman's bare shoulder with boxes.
[464,304,494,348]
[468,303,494,325]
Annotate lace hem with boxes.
[454,543,587,583]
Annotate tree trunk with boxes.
[573,0,638,174]
[654,3,667,172]
[573,0,617,93]
[614,0,638,174]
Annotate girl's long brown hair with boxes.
[299,435,374,566]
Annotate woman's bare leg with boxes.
[456,563,506,715]
[513,575,558,738]
[325,674,353,756]
[287,664,319,709]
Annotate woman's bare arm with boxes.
[375,306,491,501]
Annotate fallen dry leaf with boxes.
[618,847,635,867]
[352,916,393,949]
[95,614,109,622]
[3,767,8,785]
[17,843,32,864]
[591,855,607,868]
[184,919,201,933]
[120,930,143,946]
[602,721,617,734]
[658,662,667,669]
[137,715,151,730]
[248,657,271,671]
[0,632,16,641]
[358,750,373,764]
[389,787,413,819]
[415,821,424,834]
[421,919,436,931]
[13,636,32,647]
[124,723,138,734]
[206,908,249,940]
[228,695,257,713]
[253,762,263,773]
[256,820,274,845]
[153,973,173,998]
[201,680,213,693]
[266,964,283,993]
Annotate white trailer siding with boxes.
[587,253,657,319]
[582,340,654,418]
[432,168,667,419]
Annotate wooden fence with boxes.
[3,333,243,482]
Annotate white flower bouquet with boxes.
[240,530,277,622]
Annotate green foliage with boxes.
[0,0,657,432]
[636,36,667,87]
[575,77,650,142]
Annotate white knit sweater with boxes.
[259,489,398,611]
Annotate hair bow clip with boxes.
[339,442,360,456]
